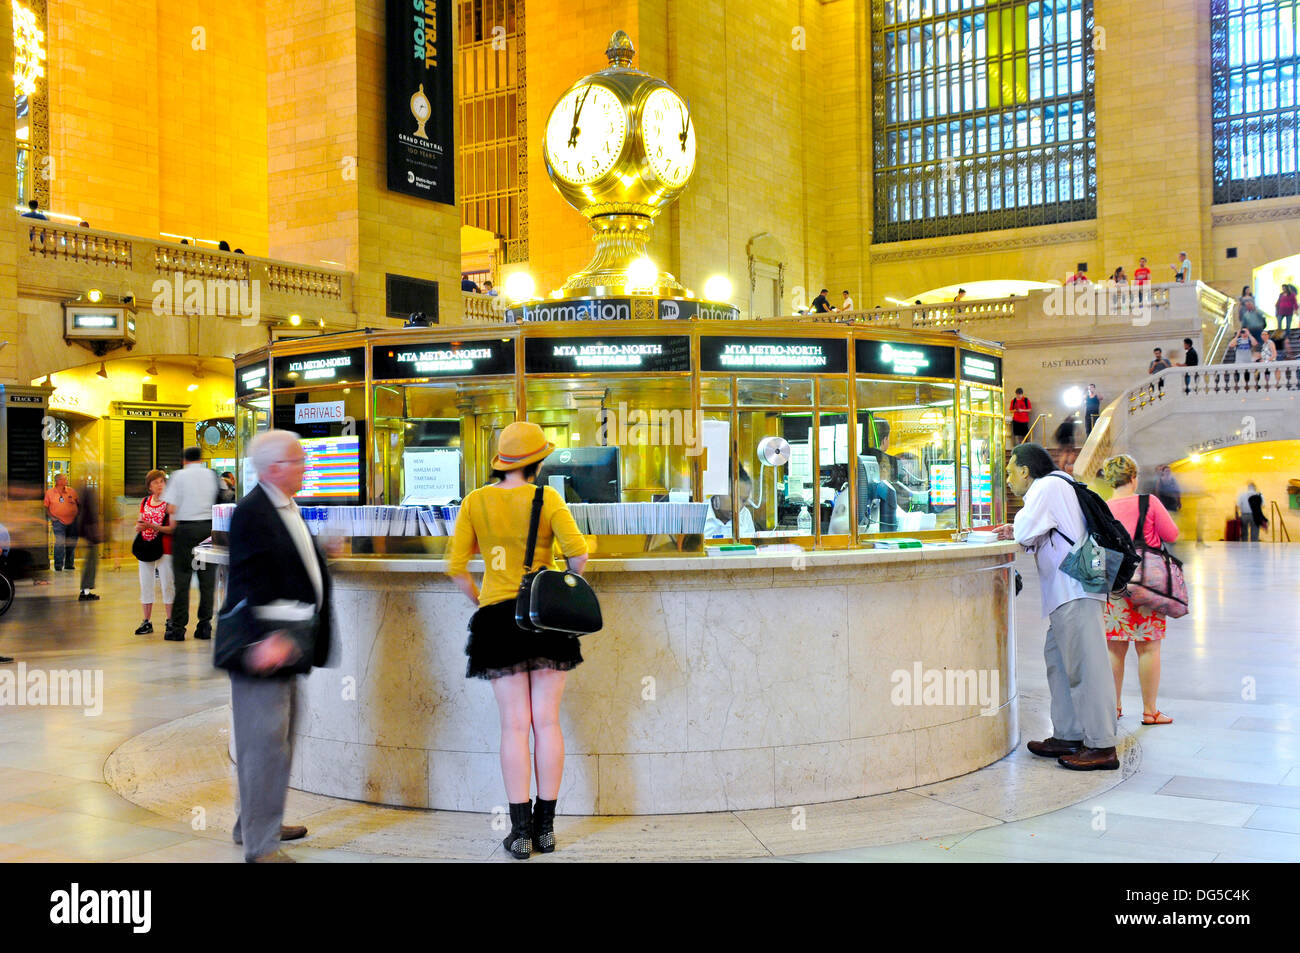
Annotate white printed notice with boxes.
[402,448,462,505]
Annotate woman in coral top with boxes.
[1101,455,1179,726]
[447,421,588,860]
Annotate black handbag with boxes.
[132,504,167,562]
[514,485,602,636]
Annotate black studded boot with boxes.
[533,798,556,854]
[503,801,532,860]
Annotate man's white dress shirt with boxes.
[1012,471,1107,618]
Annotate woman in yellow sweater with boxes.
[447,421,589,859]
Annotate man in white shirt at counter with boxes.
[994,442,1118,771]
[704,466,757,539]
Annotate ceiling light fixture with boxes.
[145,358,159,376]
[96,362,108,379]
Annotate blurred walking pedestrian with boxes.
[216,430,333,863]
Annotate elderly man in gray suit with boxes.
[215,430,334,863]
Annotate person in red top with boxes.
[1009,388,1032,443]
[132,469,175,636]
[1101,455,1179,726]
[1133,257,1152,306]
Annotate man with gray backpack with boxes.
[995,443,1138,770]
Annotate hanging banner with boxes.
[386,0,455,204]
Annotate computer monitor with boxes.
[535,446,621,503]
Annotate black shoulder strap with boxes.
[522,485,545,573]
[1136,494,1151,551]
[1045,473,1076,546]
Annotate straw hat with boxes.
[490,421,556,471]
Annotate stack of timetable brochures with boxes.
[569,502,709,536]
[872,538,924,549]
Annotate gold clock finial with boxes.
[606,31,635,68]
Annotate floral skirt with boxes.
[1104,594,1166,641]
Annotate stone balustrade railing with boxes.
[19,219,353,318]
[774,283,1200,340]
[1129,360,1300,416]
[1076,357,1300,477]
[461,291,507,322]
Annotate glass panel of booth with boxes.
[372,378,516,508]
[961,382,1005,529]
[854,379,957,536]
[524,376,700,554]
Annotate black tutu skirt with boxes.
[466,598,584,680]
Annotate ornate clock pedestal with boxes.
[563,213,684,297]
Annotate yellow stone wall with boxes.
[47,0,269,250]
[0,1,18,383]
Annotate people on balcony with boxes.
[1084,384,1101,435]
[1133,257,1151,304]
[1148,347,1171,374]
[1260,333,1278,363]
[839,290,854,311]
[1175,338,1198,367]
[1239,297,1267,346]
[1232,327,1254,365]
[1276,284,1296,333]
[1172,251,1192,283]
[810,288,833,313]
[20,199,46,220]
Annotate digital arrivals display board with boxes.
[298,435,362,501]
[372,339,515,378]
[699,336,848,373]
[524,336,691,373]
[386,0,455,204]
[273,348,366,389]
[855,339,956,379]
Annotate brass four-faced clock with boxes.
[542,32,697,296]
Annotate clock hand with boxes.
[568,87,592,148]
[679,100,692,152]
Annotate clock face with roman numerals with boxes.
[544,83,628,186]
[639,86,695,189]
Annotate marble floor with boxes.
[0,543,1297,863]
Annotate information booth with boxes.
[224,321,1017,816]
[231,321,1005,556]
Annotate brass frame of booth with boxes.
[230,320,1006,557]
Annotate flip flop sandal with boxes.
[1142,710,1173,725]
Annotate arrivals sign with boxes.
[295,401,347,424]
[371,339,515,378]
[960,350,1002,384]
[700,336,848,373]
[524,336,691,374]
[855,339,955,379]
[273,348,366,388]
[386,0,454,205]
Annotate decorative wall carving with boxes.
[1211,205,1300,227]
[869,228,1098,263]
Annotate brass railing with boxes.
[1270,500,1292,543]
